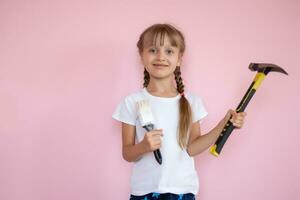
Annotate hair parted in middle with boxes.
[137,23,193,149]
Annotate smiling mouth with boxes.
[153,64,168,67]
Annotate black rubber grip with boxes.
[214,120,235,154]
[213,88,257,155]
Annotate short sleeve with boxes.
[191,95,208,123]
[112,96,137,126]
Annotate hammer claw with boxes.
[249,63,288,75]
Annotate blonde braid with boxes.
[174,66,184,94]
[174,66,192,149]
[143,69,150,88]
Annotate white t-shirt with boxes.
[112,88,208,195]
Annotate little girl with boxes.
[113,23,246,200]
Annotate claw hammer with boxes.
[210,63,288,157]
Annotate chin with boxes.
[150,73,174,79]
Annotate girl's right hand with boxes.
[141,129,163,152]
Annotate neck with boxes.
[146,76,178,96]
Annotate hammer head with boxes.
[249,63,288,75]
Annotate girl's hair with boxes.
[137,23,192,149]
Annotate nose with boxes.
[157,50,166,61]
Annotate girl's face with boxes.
[141,34,182,80]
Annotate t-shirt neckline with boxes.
[142,87,181,102]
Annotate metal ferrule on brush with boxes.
[143,124,154,132]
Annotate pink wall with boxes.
[1,0,299,199]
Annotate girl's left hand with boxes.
[226,109,247,129]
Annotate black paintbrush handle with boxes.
[154,149,162,164]
[144,124,163,165]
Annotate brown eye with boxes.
[148,48,157,54]
[166,49,174,54]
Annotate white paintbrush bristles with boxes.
[137,100,154,126]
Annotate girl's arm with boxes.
[186,118,226,157]
[122,123,147,162]
[122,123,163,162]
[187,110,246,157]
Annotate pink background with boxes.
[1,0,299,199]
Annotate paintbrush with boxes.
[137,100,162,165]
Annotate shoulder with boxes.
[121,89,146,104]
[184,91,205,105]
[185,91,208,122]
[112,89,146,123]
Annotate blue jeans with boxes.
[129,192,195,200]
